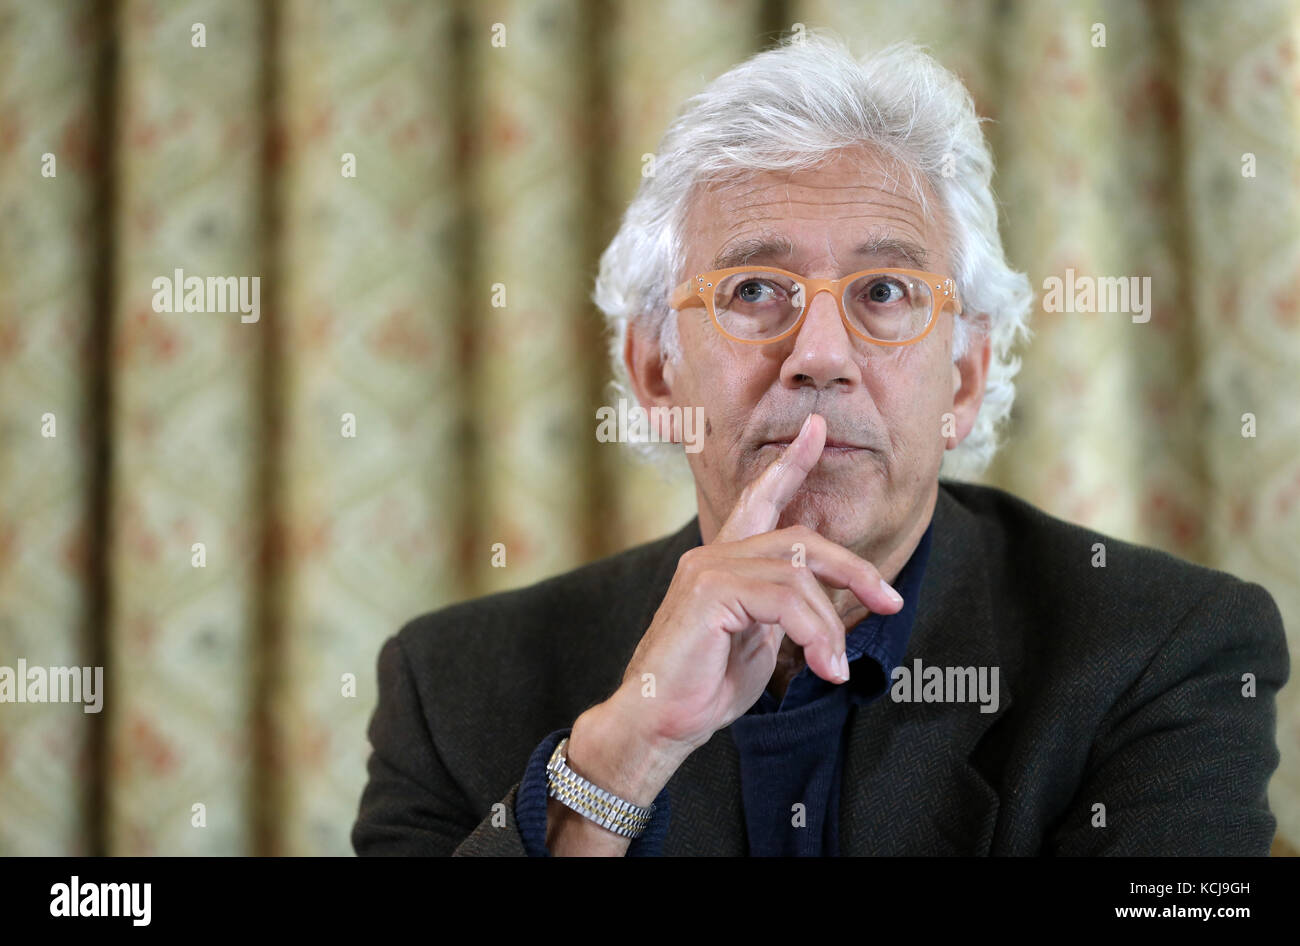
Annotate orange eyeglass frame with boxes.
[669,265,962,346]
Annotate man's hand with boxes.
[615,410,905,751]
[547,413,904,855]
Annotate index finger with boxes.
[714,412,826,543]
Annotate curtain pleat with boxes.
[0,0,108,856]
[269,0,464,856]
[105,0,266,854]
[468,0,593,593]
[981,1,1150,539]
[1177,0,1300,851]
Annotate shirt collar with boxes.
[720,516,935,714]
[841,518,933,704]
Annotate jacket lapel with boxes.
[838,483,1012,855]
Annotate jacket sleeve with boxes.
[1048,578,1290,855]
[351,634,528,856]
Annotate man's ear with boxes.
[624,316,677,407]
[623,316,680,442]
[947,325,991,450]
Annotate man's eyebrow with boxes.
[708,233,931,272]
[854,235,930,269]
[710,235,796,271]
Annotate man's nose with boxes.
[778,287,864,390]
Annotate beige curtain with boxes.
[1,0,1296,856]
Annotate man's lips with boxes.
[761,438,868,451]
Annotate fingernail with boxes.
[798,412,813,439]
[881,578,903,605]
[839,652,850,681]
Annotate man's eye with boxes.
[728,279,785,305]
[736,280,778,304]
[864,279,905,304]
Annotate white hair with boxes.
[591,30,1033,480]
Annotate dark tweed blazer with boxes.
[352,480,1289,856]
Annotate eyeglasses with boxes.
[669,265,962,346]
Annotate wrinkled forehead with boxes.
[681,147,950,275]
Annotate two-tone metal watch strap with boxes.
[545,736,655,839]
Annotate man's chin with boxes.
[777,494,874,547]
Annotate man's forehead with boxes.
[706,228,933,272]
[685,159,946,272]
[711,161,925,207]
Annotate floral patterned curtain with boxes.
[1,0,1296,855]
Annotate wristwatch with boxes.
[546,736,656,839]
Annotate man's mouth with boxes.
[761,438,868,455]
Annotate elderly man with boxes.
[352,35,1288,856]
